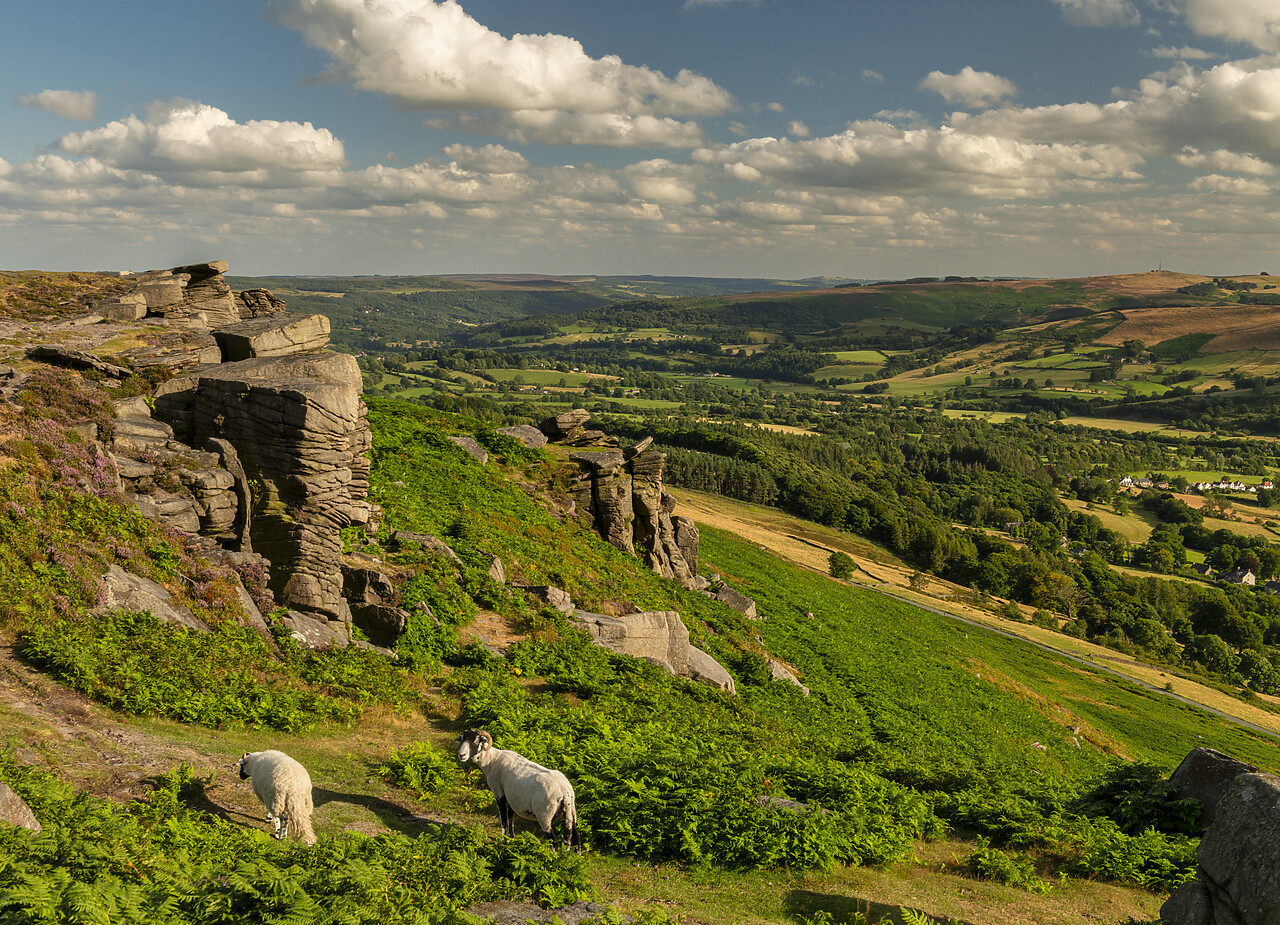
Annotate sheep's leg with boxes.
[496,796,513,837]
[273,813,287,839]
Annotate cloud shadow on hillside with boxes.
[784,889,979,925]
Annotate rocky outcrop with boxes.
[768,659,809,696]
[213,312,331,361]
[1168,747,1258,827]
[1161,770,1280,925]
[557,418,697,582]
[0,783,41,835]
[153,352,370,624]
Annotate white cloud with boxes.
[919,67,1018,108]
[1051,0,1141,28]
[767,102,785,113]
[1189,173,1273,194]
[789,121,811,138]
[55,100,345,178]
[271,0,734,147]
[682,0,758,7]
[953,61,1280,165]
[428,110,707,148]
[1175,0,1280,52]
[1147,45,1215,60]
[623,160,700,204]
[862,70,885,85]
[440,144,528,173]
[1176,147,1275,174]
[691,122,1142,198]
[17,89,99,121]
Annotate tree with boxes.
[828,551,855,580]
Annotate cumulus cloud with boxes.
[789,121,811,138]
[440,143,528,173]
[1175,0,1280,52]
[1051,0,1141,28]
[1176,147,1274,174]
[919,67,1018,108]
[952,61,1280,165]
[691,122,1142,198]
[17,89,98,121]
[1189,173,1272,194]
[862,69,885,85]
[271,0,734,147]
[55,100,345,179]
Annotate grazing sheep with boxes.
[236,750,316,846]
[456,729,580,850]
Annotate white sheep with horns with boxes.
[456,729,580,850]
[236,750,317,845]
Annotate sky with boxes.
[3,0,1280,280]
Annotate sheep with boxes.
[456,729,580,850]
[235,750,316,846]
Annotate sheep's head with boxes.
[236,753,251,780]
[456,729,492,763]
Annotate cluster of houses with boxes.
[1118,476,1274,493]
[1189,563,1280,591]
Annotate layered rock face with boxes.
[548,411,698,583]
[155,352,370,621]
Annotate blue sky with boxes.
[3,0,1280,279]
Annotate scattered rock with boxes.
[236,288,288,318]
[391,531,461,563]
[767,659,809,696]
[715,585,758,620]
[351,603,409,647]
[687,647,736,694]
[484,553,505,584]
[448,435,488,465]
[0,783,41,835]
[281,609,349,648]
[528,585,574,614]
[96,564,210,634]
[27,345,131,379]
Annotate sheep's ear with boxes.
[477,731,493,750]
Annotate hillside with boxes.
[2,264,1280,925]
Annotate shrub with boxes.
[829,551,855,579]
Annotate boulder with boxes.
[1169,747,1259,827]
[1162,771,1280,925]
[212,312,331,361]
[539,409,591,440]
[237,288,287,318]
[496,425,547,449]
[484,553,505,584]
[96,564,209,633]
[768,659,809,696]
[343,565,397,605]
[27,345,130,379]
[351,603,409,647]
[572,610,689,677]
[281,609,350,648]
[117,329,221,372]
[92,291,148,322]
[715,585,758,620]
[0,783,40,835]
[673,515,700,575]
[127,491,202,535]
[448,435,488,465]
[687,647,736,694]
[392,531,461,563]
[528,585,574,614]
